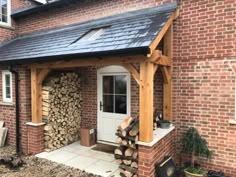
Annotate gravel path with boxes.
[0,146,101,177]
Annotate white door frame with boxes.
[97,66,131,144]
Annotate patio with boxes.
[36,141,119,177]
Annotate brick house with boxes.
[0,0,235,177]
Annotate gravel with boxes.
[0,146,101,177]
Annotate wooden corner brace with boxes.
[122,64,140,85]
[160,66,171,84]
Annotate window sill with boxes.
[229,119,236,125]
[0,23,14,30]
[137,125,175,147]
[0,102,15,106]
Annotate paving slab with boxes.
[36,141,119,176]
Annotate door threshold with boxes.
[97,140,119,147]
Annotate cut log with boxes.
[116,137,122,144]
[123,159,132,165]
[119,164,138,174]
[120,170,133,177]
[129,120,139,136]
[114,146,127,156]
[114,154,138,162]
[132,151,138,159]
[125,147,134,157]
[130,161,138,168]
[121,139,128,146]
[118,116,134,130]
[116,132,137,142]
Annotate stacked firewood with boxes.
[42,72,82,151]
[114,117,139,177]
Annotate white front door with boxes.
[97,66,130,144]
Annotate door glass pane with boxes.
[103,76,114,94]
[103,95,114,113]
[115,75,127,94]
[115,95,127,114]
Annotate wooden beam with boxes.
[160,66,171,84]
[148,9,179,54]
[148,50,171,66]
[163,24,173,121]
[122,64,140,85]
[29,55,146,69]
[31,68,50,123]
[139,61,154,142]
[154,55,171,66]
[149,50,162,62]
[31,67,42,123]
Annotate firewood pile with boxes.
[114,117,139,177]
[42,72,82,151]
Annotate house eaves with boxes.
[11,0,78,19]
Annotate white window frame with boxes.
[2,70,12,103]
[0,0,11,26]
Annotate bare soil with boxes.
[0,146,101,177]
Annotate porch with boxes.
[0,3,179,177]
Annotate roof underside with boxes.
[11,0,78,19]
[0,3,177,64]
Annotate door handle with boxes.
[100,101,103,111]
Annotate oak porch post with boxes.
[162,25,173,120]
[31,67,50,123]
[139,61,154,142]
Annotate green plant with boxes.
[179,127,212,174]
[185,166,203,174]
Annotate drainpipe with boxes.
[8,66,20,154]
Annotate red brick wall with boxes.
[0,66,31,153]
[0,0,32,42]
[79,67,97,129]
[171,0,236,176]
[15,0,175,35]
[138,130,176,177]
[27,124,44,154]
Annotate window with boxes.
[2,71,12,103]
[80,28,105,41]
[0,0,11,26]
[102,75,128,114]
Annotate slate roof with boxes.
[0,3,177,63]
